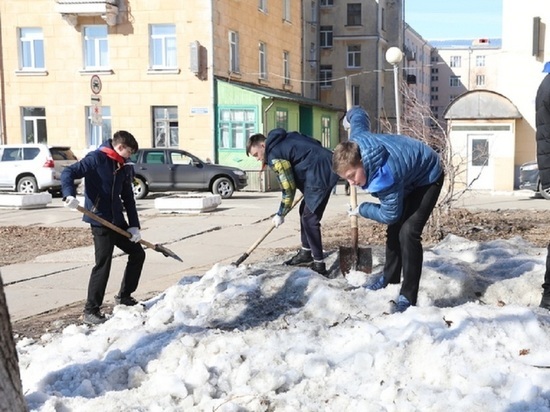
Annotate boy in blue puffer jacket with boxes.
[61,131,145,325]
[332,107,444,312]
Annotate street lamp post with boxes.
[385,47,403,134]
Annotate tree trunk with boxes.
[0,270,27,412]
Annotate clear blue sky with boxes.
[405,0,503,40]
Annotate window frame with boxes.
[19,27,45,71]
[149,24,177,70]
[320,26,333,48]
[229,31,240,73]
[218,107,257,150]
[83,25,109,70]
[87,106,112,148]
[153,106,179,148]
[346,3,362,26]
[347,44,361,68]
[22,107,47,144]
[259,41,267,80]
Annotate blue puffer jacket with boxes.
[61,140,139,229]
[347,107,442,225]
[266,128,340,213]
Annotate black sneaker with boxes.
[83,311,107,325]
[285,249,313,266]
[115,295,139,306]
[311,261,328,276]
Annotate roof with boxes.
[429,38,502,49]
[216,78,344,112]
[444,90,522,120]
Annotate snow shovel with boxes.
[232,194,304,267]
[76,205,183,262]
[339,76,372,276]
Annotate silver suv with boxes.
[0,144,80,193]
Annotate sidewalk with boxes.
[2,188,546,321]
[2,187,356,321]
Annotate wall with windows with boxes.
[0,0,215,160]
[318,0,403,133]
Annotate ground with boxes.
[5,208,550,341]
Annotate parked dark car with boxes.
[129,148,247,199]
[519,160,550,199]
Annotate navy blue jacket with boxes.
[61,140,139,229]
[348,107,442,225]
[265,128,339,214]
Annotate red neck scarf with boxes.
[100,147,126,167]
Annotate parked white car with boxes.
[0,144,80,193]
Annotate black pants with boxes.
[543,244,550,297]
[384,173,444,305]
[299,193,331,261]
[85,225,146,314]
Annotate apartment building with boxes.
[0,0,341,176]
[317,0,403,133]
[403,24,431,111]
[429,39,501,125]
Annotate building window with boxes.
[87,106,112,148]
[347,45,361,68]
[219,108,256,149]
[150,24,177,69]
[283,51,290,85]
[320,26,333,48]
[276,109,288,129]
[449,95,456,102]
[320,0,333,6]
[347,3,362,26]
[431,68,439,74]
[153,107,179,147]
[283,0,291,21]
[320,65,332,87]
[309,42,317,68]
[311,1,318,24]
[83,25,109,69]
[381,7,385,31]
[471,139,489,166]
[476,75,486,86]
[450,76,461,87]
[259,42,267,80]
[431,75,439,81]
[476,55,486,67]
[259,0,267,12]
[431,86,438,92]
[450,55,461,68]
[351,85,360,105]
[19,28,44,70]
[321,116,331,147]
[431,95,438,101]
[22,107,47,144]
[229,31,240,73]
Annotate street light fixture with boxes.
[385,47,403,134]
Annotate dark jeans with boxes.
[383,173,444,305]
[299,193,331,261]
[543,244,550,297]
[85,225,146,314]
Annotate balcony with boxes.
[55,0,119,26]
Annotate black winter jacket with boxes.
[536,73,550,189]
[61,140,139,229]
[265,129,339,213]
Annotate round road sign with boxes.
[90,75,102,94]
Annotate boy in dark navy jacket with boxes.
[61,131,145,325]
[333,107,444,312]
[246,129,339,275]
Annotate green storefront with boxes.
[215,78,343,191]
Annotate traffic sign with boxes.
[90,75,102,94]
[91,95,102,125]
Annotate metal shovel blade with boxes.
[339,245,373,276]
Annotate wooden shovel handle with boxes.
[75,205,156,250]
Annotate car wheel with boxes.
[133,177,148,199]
[539,185,550,200]
[212,177,234,199]
[17,176,38,193]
